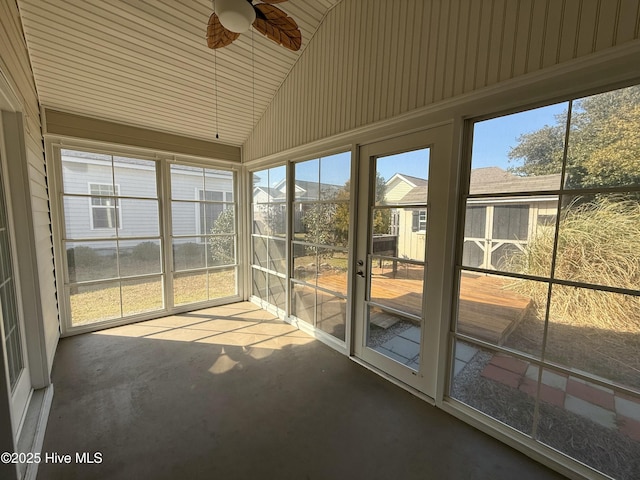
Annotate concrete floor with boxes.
[38,302,567,480]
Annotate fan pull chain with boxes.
[214,44,219,139]
[213,0,219,139]
[252,28,255,127]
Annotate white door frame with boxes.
[0,97,34,440]
[353,125,454,398]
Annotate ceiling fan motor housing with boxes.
[215,0,256,33]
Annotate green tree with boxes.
[302,203,339,248]
[508,84,640,189]
[373,173,391,235]
[332,173,390,240]
[208,208,235,266]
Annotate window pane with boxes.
[118,239,161,277]
[320,153,351,200]
[64,196,116,239]
[208,267,236,299]
[173,271,207,306]
[293,203,309,241]
[207,235,235,267]
[464,205,486,238]
[555,194,640,290]
[535,370,640,480]
[292,243,316,284]
[268,238,286,274]
[492,205,529,239]
[450,343,535,436]
[545,285,640,391]
[70,282,121,326]
[369,258,423,318]
[462,240,484,268]
[294,158,319,200]
[253,203,286,236]
[565,84,640,190]
[375,148,429,206]
[252,268,267,299]
[268,274,286,311]
[456,271,545,357]
[316,249,348,295]
[252,236,268,268]
[266,204,287,237]
[66,241,117,282]
[470,105,566,194]
[118,199,159,237]
[113,157,157,198]
[121,277,163,316]
[367,305,420,370]
[295,203,348,248]
[171,201,197,236]
[252,204,267,235]
[291,282,314,324]
[170,164,203,200]
[375,207,423,262]
[317,291,346,341]
[173,239,205,271]
[269,165,286,189]
[205,205,235,234]
[204,168,234,194]
[463,199,557,276]
[62,150,112,195]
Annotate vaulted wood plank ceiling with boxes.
[18,0,340,147]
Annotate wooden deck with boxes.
[457,275,532,344]
[316,270,532,345]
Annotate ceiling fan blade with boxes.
[207,12,241,49]
[252,4,301,52]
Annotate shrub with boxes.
[67,245,102,269]
[132,241,160,263]
[209,209,235,266]
[174,242,205,270]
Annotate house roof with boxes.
[469,167,560,194]
[294,179,343,200]
[254,179,344,201]
[396,167,561,204]
[386,173,429,188]
[254,186,286,201]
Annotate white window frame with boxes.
[88,182,121,230]
[418,209,427,232]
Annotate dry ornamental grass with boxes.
[504,198,640,387]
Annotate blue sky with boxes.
[257,101,568,187]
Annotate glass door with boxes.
[353,127,452,396]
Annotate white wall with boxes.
[244,0,640,160]
[1,0,58,385]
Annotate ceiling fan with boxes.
[207,0,302,52]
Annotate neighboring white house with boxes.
[390,167,560,267]
[62,150,235,246]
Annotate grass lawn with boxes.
[70,269,236,326]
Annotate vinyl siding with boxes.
[0,0,58,380]
[243,0,640,160]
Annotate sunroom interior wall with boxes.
[1,0,58,381]
[243,0,640,161]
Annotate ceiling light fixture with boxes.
[215,0,256,33]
